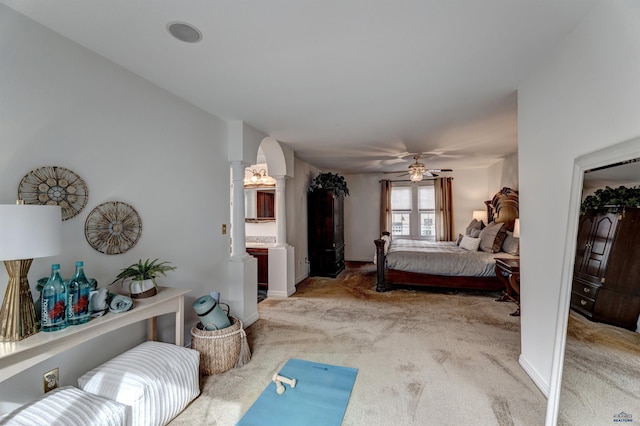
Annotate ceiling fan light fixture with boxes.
[410,172,424,182]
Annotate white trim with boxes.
[545,136,640,426]
[519,354,549,397]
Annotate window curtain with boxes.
[434,177,454,241]
[380,180,391,235]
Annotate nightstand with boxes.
[494,258,520,316]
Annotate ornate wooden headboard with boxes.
[485,187,519,231]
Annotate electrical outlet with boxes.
[222,224,227,234]
[43,368,59,393]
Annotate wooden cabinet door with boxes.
[574,213,595,275]
[247,248,268,286]
[574,212,618,285]
[256,191,275,218]
[602,207,640,293]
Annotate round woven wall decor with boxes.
[84,201,142,254]
[18,166,88,220]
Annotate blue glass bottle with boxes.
[66,261,91,325]
[41,264,67,332]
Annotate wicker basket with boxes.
[190,316,250,375]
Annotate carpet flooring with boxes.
[558,311,640,425]
[170,262,547,425]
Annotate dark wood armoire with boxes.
[308,189,345,277]
[571,206,640,330]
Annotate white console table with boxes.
[0,286,189,383]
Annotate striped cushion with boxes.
[78,341,200,426]
[0,385,126,426]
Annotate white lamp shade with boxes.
[0,205,62,260]
[513,218,520,238]
[472,210,488,223]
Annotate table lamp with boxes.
[0,202,62,341]
[472,210,488,224]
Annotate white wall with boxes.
[488,153,519,192]
[451,168,492,236]
[0,6,231,412]
[287,157,319,283]
[245,221,277,237]
[518,0,640,399]
[344,174,384,262]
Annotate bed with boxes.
[374,187,519,292]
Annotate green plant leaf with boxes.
[110,258,176,285]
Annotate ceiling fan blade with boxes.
[427,169,453,173]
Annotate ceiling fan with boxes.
[384,155,453,182]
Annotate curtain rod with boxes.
[378,178,454,183]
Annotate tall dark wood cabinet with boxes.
[308,189,345,277]
[570,206,640,330]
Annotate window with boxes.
[390,182,435,240]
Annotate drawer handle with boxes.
[580,300,587,306]
[583,287,590,294]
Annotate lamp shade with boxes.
[513,218,520,238]
[472,210,488,224]
[0,204,62,260]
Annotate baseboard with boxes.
[519,354,549,397]
[243,311,260,327]
[295,272,308,284]
[267,289,290,298]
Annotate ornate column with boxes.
[230,161,249,259]
[274,176,288,247]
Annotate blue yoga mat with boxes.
[237,359,358,426]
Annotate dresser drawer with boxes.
[571,281,599,299]
[570,291,596,316]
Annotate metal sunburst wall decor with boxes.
[18,166,88,221]
[84,201,142,255]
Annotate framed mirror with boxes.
[245,188,275,222]
[547,137,640,425]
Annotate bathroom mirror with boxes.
[245,188,275,222]
[548,137,640,425]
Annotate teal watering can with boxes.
[193,295,231,330]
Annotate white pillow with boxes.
[459,235,481,251]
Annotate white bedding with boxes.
[384,238,517,277]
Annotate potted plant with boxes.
[111,258,176,299]
[308,172,350,197]
[581,185,640,214]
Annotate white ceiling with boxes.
[2,0,597,174]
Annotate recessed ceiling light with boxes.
[167,21,202,43]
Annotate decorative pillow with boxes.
[455,233,464,246]
[459,235,481,251]
[470,228,482,238]
[465,218,485,236]
[478,221,507,253]
[501,230,520,256]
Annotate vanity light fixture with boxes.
[250,169,268,183]
[167,21,202,43]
